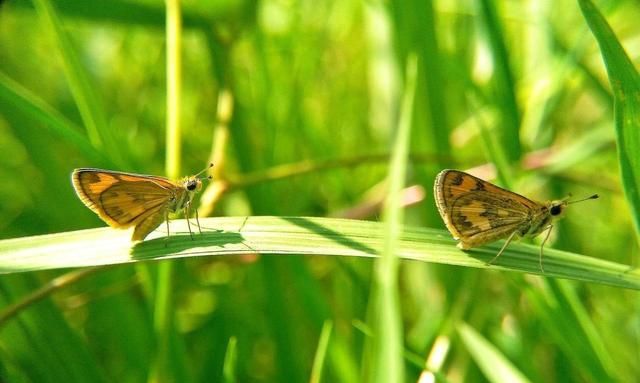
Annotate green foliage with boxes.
[579,0,640,239]
[0,0,639,382]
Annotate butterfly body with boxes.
[433,169,592,270]
[72,166,210,241]
[447,189,559,249]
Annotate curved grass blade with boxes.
[0,71,111,166]
[579,0,640,240]
[0,217,638,290]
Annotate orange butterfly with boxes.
[72,164,212,241]
[434,169,597,271]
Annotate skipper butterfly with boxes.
[72,164,212,241]
[434,169,597,271]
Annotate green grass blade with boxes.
[31,0,122,166]
[0,71,111,166]
[578,0,640,241]
[310,320,333,383]
[0,217,638,289]
[369,55,417,383]
[149,1,185,382]
[165,0,183,179]
[390,0,451,161]
[223,336,238,383]
[525,279,616,381]
[478,0,521,163]
[457,323,532,383]
[0,275,108,383]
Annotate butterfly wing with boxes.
[72,169,176,230]
[132,208,169,241]
[434,170,540,248]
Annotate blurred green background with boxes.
[0,0,638,382]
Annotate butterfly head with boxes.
[184,177,203,192]
[182,163,214,193]
[548,194,599,218]
[548,200,567,218]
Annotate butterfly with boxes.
[434,169,598,271]
[72,164,212,241]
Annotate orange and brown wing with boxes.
[434,170,538,247]
[72,168,175,229]
[131,207,169,241]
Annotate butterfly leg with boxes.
[487,230,518,266]
[538,225,553,273]
[164,211,170,246]
[185,203,194,239]
[194,206,202,235]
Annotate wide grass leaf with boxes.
[0,217,638,290]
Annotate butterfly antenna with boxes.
[567,194,599,205]
[195,163,214,180]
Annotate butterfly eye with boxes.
[550,204,563,216]
[186,180,198,191]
